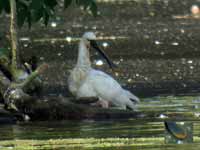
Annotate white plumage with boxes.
[68,32,139,110]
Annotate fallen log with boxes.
[0,63,140,121]
[21,96,140,120]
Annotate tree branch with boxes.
[11,63,48,90]
[10,0,20,76]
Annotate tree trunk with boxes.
[9,0,20,75]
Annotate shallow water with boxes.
[0,95,200,149]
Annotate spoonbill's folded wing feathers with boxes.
[86,69,139,110]
[88,70,122,99]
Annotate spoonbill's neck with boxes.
[76,39,91,68]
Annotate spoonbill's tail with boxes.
[115,89,140,111]
[123,90,140,104]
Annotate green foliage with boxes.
[0,0,10,13]
[0,48,9,57]
[65,0,98,16]
[0,48,9,64]
[16,0,58,28]
[0,0,98,28]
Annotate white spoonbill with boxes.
[68,32,140,110]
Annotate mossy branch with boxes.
[11,63,48,90]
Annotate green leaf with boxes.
[30,0,56,26]
[17,1,28,28]
[32,7,43,22]
[75,0,98,16]
[64,0,72,8]
[0,0,10,13]
[0,0,98,28]
[0,48,9,57]
[18,0,30,6]
[0,0,3,13]
[43,9,49,26]
[90,1,98,16]
[44,0,57,9]
[30,0,43,10]
[27,9,32,28]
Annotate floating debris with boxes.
[194,112,200,117]
[180,29,185,33]
[65,37,72,43]
[40,57,44,60]
[160,51,165,56]
[159,114,168,119]
[171,42,179,46]
[95,60,104,66]
[20,37,30,41]
[102,42,109,48]
[60,45,64,48]
[23,43,29,48]
[155,40,161,45]
[163,28,168,32]
[187,60,193,64]
[135,73,139,77]
[115,72,119,76]
[190,66,194,69]
[51,22,57,28]
[127,78,132,83]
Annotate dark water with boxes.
[1,0,200,149]
[1,0,200,96]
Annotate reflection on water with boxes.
[0,96,200,149]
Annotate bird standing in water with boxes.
[68,32,139,110]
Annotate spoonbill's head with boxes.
[83,32,97,40]
[82,32,115,69]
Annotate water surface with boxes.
[0,95,200,149]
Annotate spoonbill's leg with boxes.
[92,99,110,108]
[100,99,109,108]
